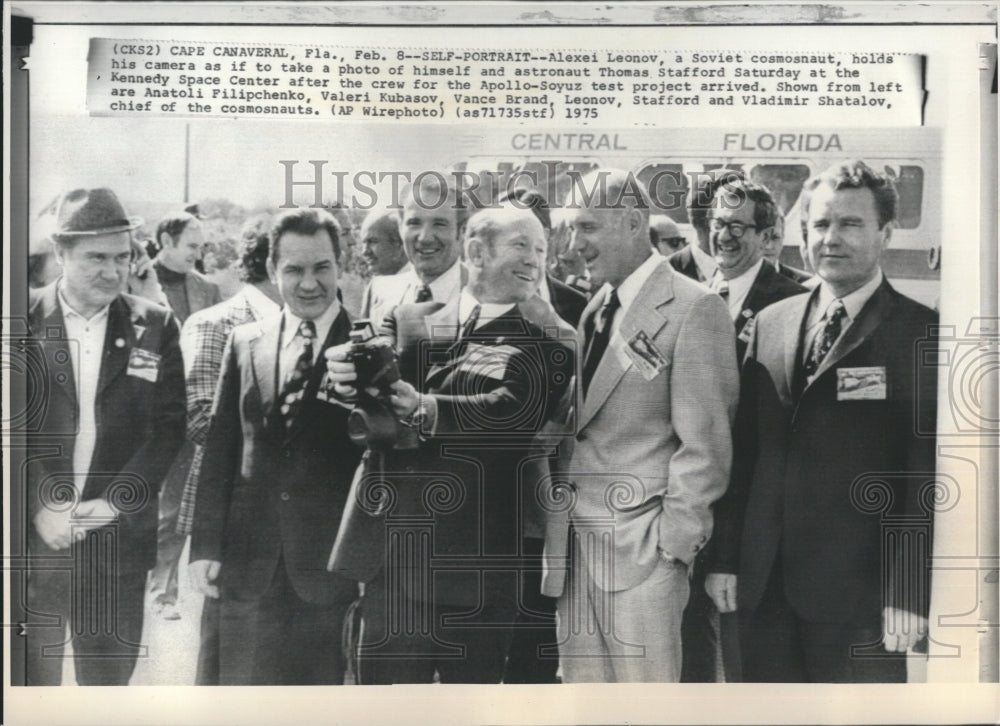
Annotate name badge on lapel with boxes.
[127,348,161,382]
[624,330,669,381]
[836,366,887,401]
[460,343,517,380]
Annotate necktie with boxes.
[582,289,620,396]
[715,279,730,301]
[459,304,481,340]
[803,299,846,379]
[279,320,316,429]
[415,285,433,303]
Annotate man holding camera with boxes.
[189,209,362,685]
[327,206,575,683]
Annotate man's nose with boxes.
[568,231,585,255]
[299,271,318,289]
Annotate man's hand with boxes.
[325,342,364,400]
[882,606,928,652]
[387,379,420,419]
[73,498,119,530]
[32,507,74,551]
[189,559,222,599]
[705,573,738,613]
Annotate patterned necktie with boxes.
[279,320,316,429]
[415,285,433,303]
[582,288,621,396]
[803,299,846,379]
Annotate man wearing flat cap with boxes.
[23,188,186,685]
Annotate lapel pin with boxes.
[115,338,126,348]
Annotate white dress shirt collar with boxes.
[614,252,665,315]
[458,287,515,330]
[408,259,463,303]
[812,269,884,327]
[690,243,718,281]
[712,258,764,321]
[281,298,341,352]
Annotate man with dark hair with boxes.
[548,169,739,682]
[24,188,185,684]
[668,168,745,282]
[707,160,938,682]
[680,179,807,683]
[189,208,361,684]
[152,212,221,324]
[173,218,282,683]
[362,172,469,326]
[327,206,574,683]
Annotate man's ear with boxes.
[52,241,66,267]
[880,223,893,250]
[158,231,174,249]
[466,237,486,268]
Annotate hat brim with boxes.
[52,215,144,237]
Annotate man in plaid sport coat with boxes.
[175,221,281,683]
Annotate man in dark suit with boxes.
[24,188,186,685]
[706,160,938,682]
[689,178,806,683]
[327,207,574,683]
[668,168,745,283]
[705,178,807,364]
[189,209,362,685]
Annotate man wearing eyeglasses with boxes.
[650,215,688,256]
[705,179,806,364]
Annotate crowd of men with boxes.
[22,159,938,685]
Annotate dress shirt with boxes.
[279,300,341,387]
[458,288,515,332]
[400,259,463,304]
[712,258,764,321]
[802,270,884,370]
[690,243,718,282]
[58,284,110,495]
[601,252,665,341]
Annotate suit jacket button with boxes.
[280,492,290,502]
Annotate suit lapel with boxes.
[32,283,78,408]
[97,297,139,396]
[249,314,282,420]
[185,274,206,315]
[804,279,895,393]
[580,261,673,429]
[784,288,816,401]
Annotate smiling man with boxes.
[326,206,574,683]
[189,208,362,684]
[547,169,739,683]
[361,173,468,327]
[706,160,938,682]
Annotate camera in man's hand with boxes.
[346,320,402,450]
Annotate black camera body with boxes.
[346,321,404,450]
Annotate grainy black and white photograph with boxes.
[4,3,997,726]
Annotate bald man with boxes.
[650,215,688,256]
